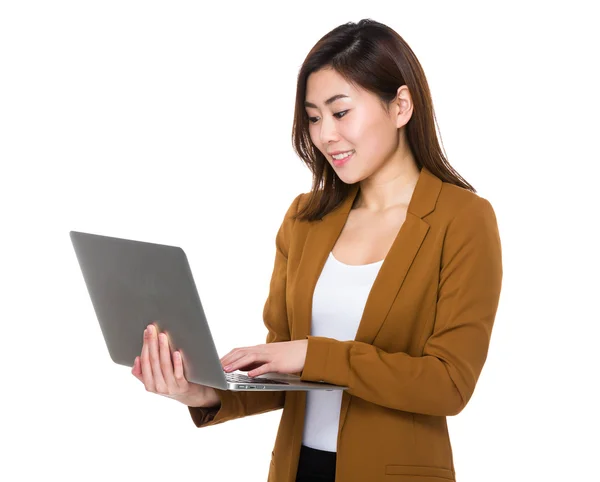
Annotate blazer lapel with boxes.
[291,183,360,341]
[354,168,441,344]
[292,167,442,435]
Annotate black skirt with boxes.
[295,444,337,482]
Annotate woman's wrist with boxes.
[184,386,221,408]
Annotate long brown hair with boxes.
[291,19,475,222]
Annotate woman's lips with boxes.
[332,150,354,167]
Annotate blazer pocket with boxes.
[385,464,454,481]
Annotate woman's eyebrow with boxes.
[304,94,349,108]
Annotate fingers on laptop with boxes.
[158,329,188,389]
[132,324,187,393]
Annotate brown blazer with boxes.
[188,166,503,482]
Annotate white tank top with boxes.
[301,251,384,452]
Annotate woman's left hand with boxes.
[220,340,309,377]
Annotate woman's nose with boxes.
[319,116,340,144]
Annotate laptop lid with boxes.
[69,230,231,389]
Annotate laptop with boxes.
[69,231,348,392]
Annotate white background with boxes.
[1,1,598,481]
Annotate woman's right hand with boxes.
[131,323,221,408]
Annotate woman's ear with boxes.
[394,85,413,128]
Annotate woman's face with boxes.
[305,67,409,185]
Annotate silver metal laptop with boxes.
[69,231,347,392]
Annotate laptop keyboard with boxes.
[226,372,289,385]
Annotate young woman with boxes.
[132,19,503,482]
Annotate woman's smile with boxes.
[332,150,355,167]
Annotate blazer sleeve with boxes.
[299,195,503,416]
[188,192,303,427]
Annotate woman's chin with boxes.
[335,171,362,185]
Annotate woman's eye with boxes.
[307,110,349,124]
